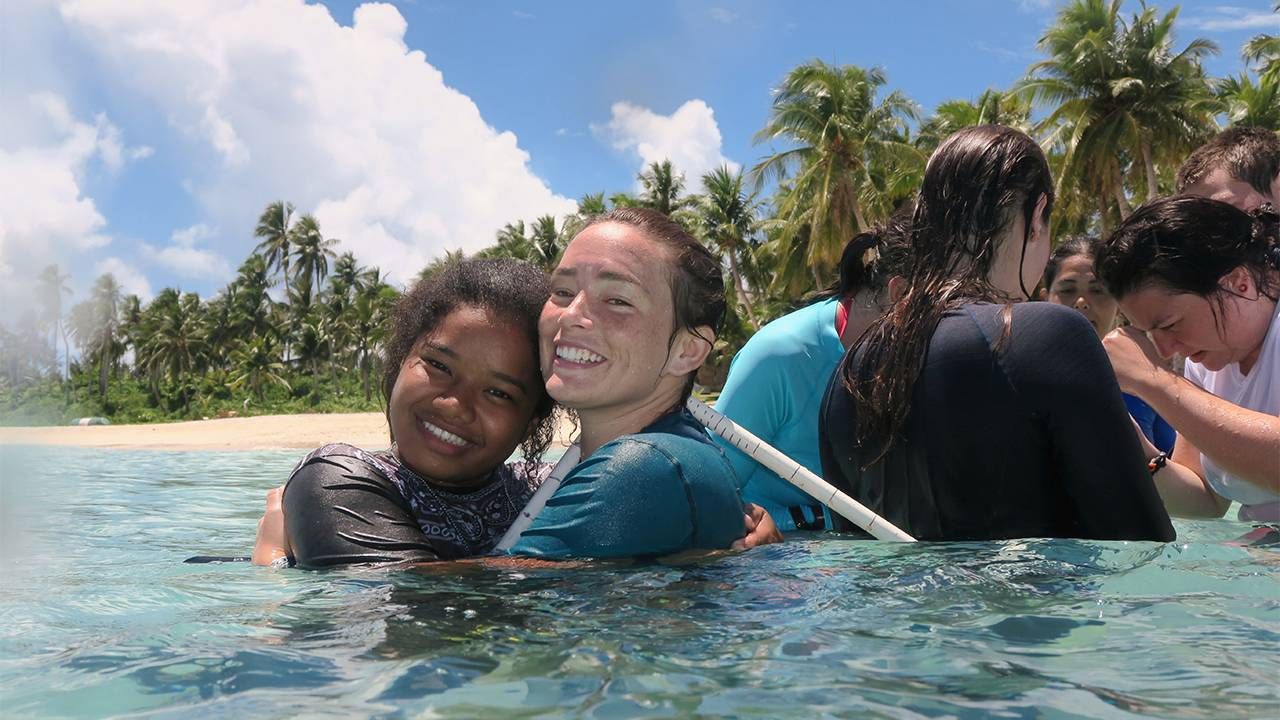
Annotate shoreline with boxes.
[0,412,577,452]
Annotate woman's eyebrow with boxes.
[490,371,528,394]
[551,266,643,287]
[423,341,455,358]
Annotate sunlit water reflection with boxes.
[1,445,1276,718]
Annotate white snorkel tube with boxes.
[684,397,915,542]
[493,444,581,552]
[495,398,916,550]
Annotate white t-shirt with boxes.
[1183,302,1280,508]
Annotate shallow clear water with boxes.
[1,445,1277,719]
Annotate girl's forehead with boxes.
[418,304,526,342]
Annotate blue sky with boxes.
[2,0,1274,321]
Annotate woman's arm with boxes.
[1150,432,1232,518]
[251,485,291,566]
[1106,327,1280,494]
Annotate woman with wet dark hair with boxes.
[1096,196,1280,522]
[715,216,909,532]
[818,125,1173,542]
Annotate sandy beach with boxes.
[0,412,578,451]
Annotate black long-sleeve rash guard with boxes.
[819,302,1175,542]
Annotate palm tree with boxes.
[560,192,608,243]
[916,89,1033,154]
[698,165,765,329]
[482,221,534,262]
[577,192,607,216]
[292,316,331,377]
[117,294,143,375]
[289,214,338,307]
[37,264,71,379]
[609,191,641,209]
[1218,72,1280,130]
[752,61,920,271]
[529,215,563,271]
[417,249,467,284]
[329,252,361,299]
[230,336,290,403]
[1243,4,1279,85]
[229,254,276,342]
[253,201,295,288]
[351,283,397,401]
[90,274,122,398]
[1018,0,1218,218]
[138,290,207,406]
[638,160,692,215]
[1120,4,1221,200]
[68,274,122,399]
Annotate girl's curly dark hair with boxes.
[381,258,558,462]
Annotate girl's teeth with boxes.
[421,419,468,447]
[557,346,604,364]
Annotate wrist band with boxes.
[1147,452,1169,475]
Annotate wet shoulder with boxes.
[593,411,740,492]
[292,442,386,475]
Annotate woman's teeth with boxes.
[556,346,604,364]
[420,419,469,447]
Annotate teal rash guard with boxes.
[508,409,746,559]
[715,299,844,531]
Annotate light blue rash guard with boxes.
[715,299,844,532]
[509,409,746,559]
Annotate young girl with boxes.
[1040,236,1176,453]
[253,258,559,567]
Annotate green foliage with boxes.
[1017,0,1221,232]
[5,4,1264,414]
[3,200,396,426]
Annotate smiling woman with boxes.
[1096,196,1280,522]
[502,208,760,559]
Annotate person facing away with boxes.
[505,207,766,559]
[1040,235,1175,454]
[1176,127,1279,212]
[1095,197,1280,523]
[715,214,909,532]
[818,125,1174,543]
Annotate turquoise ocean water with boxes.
[0,445,1276,718]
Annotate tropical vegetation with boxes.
[3,0,1275,425]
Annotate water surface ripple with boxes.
[1,445,1276,718]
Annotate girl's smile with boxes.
[389,304,542,488]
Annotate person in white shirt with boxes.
[1096,196,1280,522]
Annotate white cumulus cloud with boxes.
[595,99,737,189]
[94,257,153,301]
[143,223,232,280]
[55,0,576,285]
[0,92,145,321]
[1184,7,1279,31]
